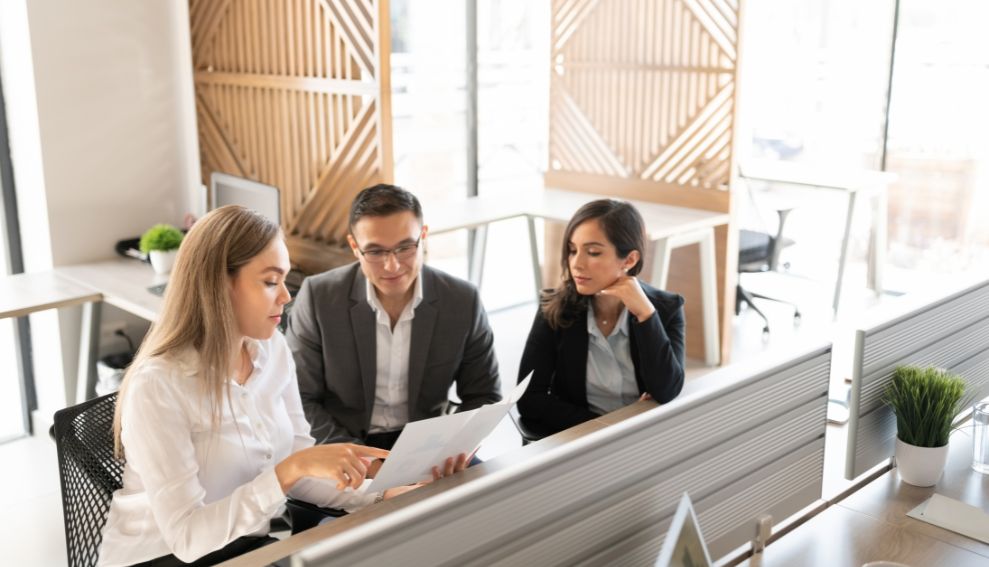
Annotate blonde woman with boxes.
[99,206,408,567]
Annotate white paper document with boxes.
[906,493,989,544]
[367,374,532,491]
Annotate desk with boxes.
[738,160,896,314]
[55,259,165,402]
[0,271,103,413]
[0,271,101,319]
[217,400,657,567]
[426,187,730,366]
[746,427,988,566]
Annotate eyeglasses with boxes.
[355,235,422,264]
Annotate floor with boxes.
[0,236,935,565]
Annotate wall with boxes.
[0,0,200,426]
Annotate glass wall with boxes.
[739,0,989,297]
[738,1,896,290]
[0,156,26,442]
[390,0,549,309]
[883,0,989,273]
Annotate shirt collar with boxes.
[587,303,629,339]
[365,271,424,322]
[171,337,269,382]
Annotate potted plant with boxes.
[884,365,968,486]
[140,224,184,274]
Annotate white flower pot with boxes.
[895,438,949,487]
[149,249,178,275]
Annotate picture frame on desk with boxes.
[656,493,712,567]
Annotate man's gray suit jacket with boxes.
[285,262,502,444]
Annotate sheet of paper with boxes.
[906,493,989,544]
[368,409,478,491]
[367,373,533,492]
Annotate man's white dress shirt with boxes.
[366,273,424,433]
[98,333,375,566]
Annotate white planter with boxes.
[149,249,178,275]
[895,438,949,487]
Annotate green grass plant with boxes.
[139,224,183,253]
[883,366,967,448]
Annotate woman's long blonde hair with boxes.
[113,205,280,457]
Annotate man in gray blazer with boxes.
[286,184,501,451]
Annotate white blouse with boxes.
[98,333,376,566]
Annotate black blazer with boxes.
[517,281,685,435]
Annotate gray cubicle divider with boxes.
[845,277,989,480]
[292,343,832,567]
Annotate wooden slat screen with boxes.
[549,0,738,193]
[190,0,392,272]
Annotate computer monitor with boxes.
[209,172,281,225]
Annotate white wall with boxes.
[0,0,201,425]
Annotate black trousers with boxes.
[131,535,286,567]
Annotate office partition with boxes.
[292,342,832,567]
[845,278,989,480]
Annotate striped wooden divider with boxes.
[189,0,392,273]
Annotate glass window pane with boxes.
[884,0,989,273]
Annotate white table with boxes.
[738,160,896,314]
[0,271,102,319]
[425,187,730,366]
[56,260,165,403]
[0,271,104,414]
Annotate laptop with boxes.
[655,493,713,567]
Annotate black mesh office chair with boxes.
[737,207,802,337]
[52,393,123,567]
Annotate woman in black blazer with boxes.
[517,199,686,436]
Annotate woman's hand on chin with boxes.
[597,275,655,322]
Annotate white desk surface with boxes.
[738,159,896,193]
[745,428,989,566]
[57,259,166,322]
[425,187,729,238]
[0,270,102,319]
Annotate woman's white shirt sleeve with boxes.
[98,334,371,566]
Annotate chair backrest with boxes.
[53,393,124,567]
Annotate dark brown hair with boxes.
[541,199,645,329]
[348,184,423,231]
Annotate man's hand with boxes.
[431,451,475,481]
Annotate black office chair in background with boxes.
[737,207,802,337]
[52,393,123,567]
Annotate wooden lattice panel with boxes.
[190,0,392,269]
[550,0,738,191]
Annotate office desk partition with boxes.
[845,276,989,480]
[219,341,831,567]
[738,160,895,313]
[426,187,730,366]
